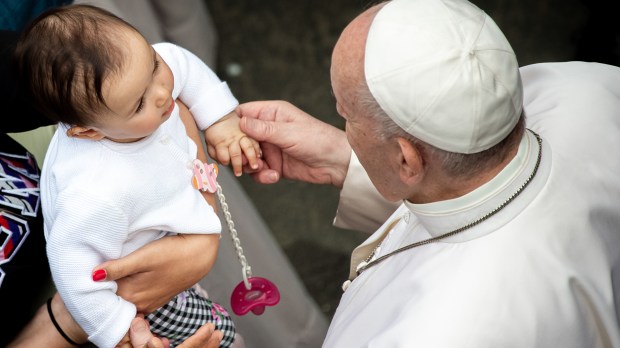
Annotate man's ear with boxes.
[66,126,105,141]
[397,137,424,185]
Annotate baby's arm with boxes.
[205,110,261,177]
[153,43,262,175]
[47,193,135,348]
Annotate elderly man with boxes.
[237,0,620,346]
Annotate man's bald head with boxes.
[330,3,386,95]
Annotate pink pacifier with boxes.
[231,275,280,315]
[194,159,281,316]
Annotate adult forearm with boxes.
[320,121,352,189]
[8,294,87,348]
[103,233,220,314]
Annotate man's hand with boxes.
[237,100,352,188]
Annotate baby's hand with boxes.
[205,111,261,176]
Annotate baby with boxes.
[15,4,259,347]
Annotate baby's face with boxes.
[94,27,175,143]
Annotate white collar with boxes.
[403,130,551,242]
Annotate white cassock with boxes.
[326,62,620,347]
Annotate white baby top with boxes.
[41,43,237,348]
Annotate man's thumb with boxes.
[240,117,275,142]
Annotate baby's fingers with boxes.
[228,142,244,177]
[207,144,217,161]
[240,136,261,170]
[215,144,231,166]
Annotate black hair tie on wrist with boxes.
[46,297,79,346]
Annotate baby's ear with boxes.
[66,126,105,141]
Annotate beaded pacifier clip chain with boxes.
[192,159,280,316]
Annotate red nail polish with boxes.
[92,269,107,281]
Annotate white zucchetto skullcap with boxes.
[365,0,523,153]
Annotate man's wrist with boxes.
[328,129,352,189]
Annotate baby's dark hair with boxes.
[14,4,140,126]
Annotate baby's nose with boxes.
[154,89,169,108]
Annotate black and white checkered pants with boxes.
[146,287,236,348]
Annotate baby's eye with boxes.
[135,98,145,113]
